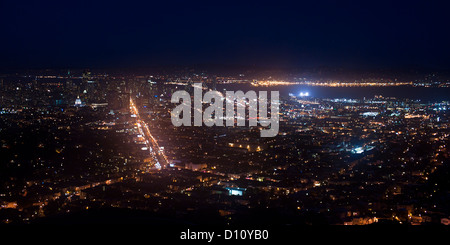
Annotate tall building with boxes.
[212,76,217,90]
[81,69,92,93]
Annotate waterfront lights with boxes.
[299,92,309,97]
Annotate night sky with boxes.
[1,0,449,69]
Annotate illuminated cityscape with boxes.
[1,0,450,240]
[0,69,449,227]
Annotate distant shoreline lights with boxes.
[251,80,413,87]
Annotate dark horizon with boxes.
[1,0,450,70]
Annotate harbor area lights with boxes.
[299,92,309,97]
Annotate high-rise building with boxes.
[212,76,217,90]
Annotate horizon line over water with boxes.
[217,84,450,102]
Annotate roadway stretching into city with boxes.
[130,97,169,170]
